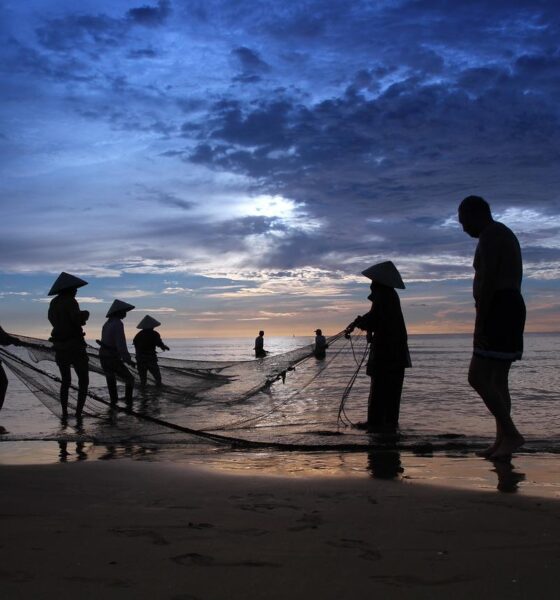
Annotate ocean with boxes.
[1,332,559,453]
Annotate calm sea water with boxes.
[161,332,560,445]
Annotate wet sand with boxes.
[2,458,560,600]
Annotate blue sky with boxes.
[1,0,559,338]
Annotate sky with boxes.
[1,0,559,339]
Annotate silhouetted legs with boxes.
[367,367,405,433]
[137,359,161,386]
[468,355,524,458]
[55,352,89,420]
[100,357,134,407]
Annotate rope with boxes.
[208,332,351,432]
[337,334,369,428]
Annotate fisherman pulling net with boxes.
[0,329,377,449]
[0,261,419,450]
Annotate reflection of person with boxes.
[0,325,20,434]
[346,261,411,433]
[313,329,328,360]
[47,272,90,421]
[367,449,404,480]
[99,300,136,407]
[133,315,169,386]
[458,196,526,459]
[254,330,267,358]
[491,459,526,493]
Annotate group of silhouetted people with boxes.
[0,195,527,458]
[42,272,171,421]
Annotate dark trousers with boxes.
[137,358,162,386]
[367,367,405,432]
[100,356,134,405]
[55,350,89,418]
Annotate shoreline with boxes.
[1,439,559,499]
[2,458,560,599]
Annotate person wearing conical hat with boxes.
[133,315,170,386]
[313,328,328,360]
[47,272,90,422]
[0,324,21,434]
[345,261,411,433]
[98,299,136,407]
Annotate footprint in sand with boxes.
[109,527,169,546]
[170,552,280,568]
[287,512,323,531]
[327,538,382,561]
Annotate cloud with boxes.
[111,289,154,298]
[131,306,176,313]
[0,291,30,297]
[127,1,171,27]
[76,296,105,304]
[231,46,270,83]
[2,0,560,336]
[162,287,192,294]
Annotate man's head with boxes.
[458,195,493,238]
[259,330,264,337]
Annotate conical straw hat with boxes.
[361,261,405,289]
[106,299,136,317]
[48,272,88,296]
[137,315,161,329]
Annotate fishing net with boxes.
[0,332,380,449]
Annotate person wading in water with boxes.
[47,272,90,422]
[346,261,411,434]
[99,300,136,408]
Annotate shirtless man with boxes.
[458,195,526,459]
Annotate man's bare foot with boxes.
[476,440,500,458]
[491,435,525,459]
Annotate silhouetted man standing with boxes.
[458,195,526,458]
[254,330,267,358]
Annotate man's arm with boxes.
[474,235,500,344]
[155,332,169,351]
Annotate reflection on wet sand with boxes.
[367,448,404,480]
[491,458,526,493]
[58,441,88,462]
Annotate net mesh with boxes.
[1,332,379,449]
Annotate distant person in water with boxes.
[47,272,90,422]
[313,329,328,360]
[345,261,411,433]
[98,300,136,407]
[0,324,21,434]
[133,315,170,386]
[458,195,526,459]
[254,330,267,358]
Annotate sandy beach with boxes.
[2,456,560,600]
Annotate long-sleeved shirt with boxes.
[133,329,166,358]
[100,317,131,362]
[352,286,410,372]
[48,295,87,344]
